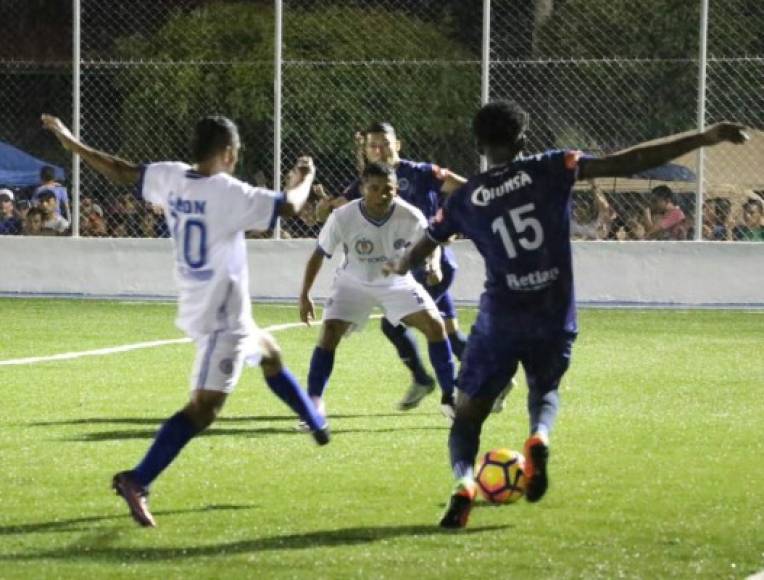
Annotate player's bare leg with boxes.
[297,319,352,432]
[400,310,455,419]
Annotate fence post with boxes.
[694,0,710,241]
[273,0,283,239]
[72,0,81,237]
[480,0,491,172]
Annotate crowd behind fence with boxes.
[0,0,762,242]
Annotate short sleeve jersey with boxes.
[428,150,582,338]
[343,159,456,270]
[318,197,428,286]
[138,162,283,338]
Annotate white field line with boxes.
[0,320,311,367]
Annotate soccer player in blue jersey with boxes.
[42,113,328,527]
[317,122,486,413]
[388,100,748,528]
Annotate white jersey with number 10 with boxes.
[138,161,283,339]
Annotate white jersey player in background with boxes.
[42,113,329,528]
[298,162,457,428]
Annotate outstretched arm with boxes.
[41,114,140,185]
[579,122,749,180]
[279,157,316,217]
[299,249,326,325]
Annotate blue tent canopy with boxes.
[0,141,66,187]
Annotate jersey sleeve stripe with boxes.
[268,191,287,230]
[316,243,332,258]
[135,163,149,200]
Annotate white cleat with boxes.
[491,377,518,414]
[397,381,436,411]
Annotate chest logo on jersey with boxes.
[393,238,411,250]
[355,238,374,255]
[471,171,533,207]
[398,178,410,192]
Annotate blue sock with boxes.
[267,367,326,431]
[307,347,335,399]
[133,411,200,488]
[448,330,468,361]
[449,418,481,480]
[381,318,433,385]
[428,339,455,398]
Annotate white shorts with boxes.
[323,273,440,332]
[190,331,264,393]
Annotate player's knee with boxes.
[424,315,447,341]
[184,398,223,430]
[318,321,345,350]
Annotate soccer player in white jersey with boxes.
[42,113,329,528]
[298,162,456,425]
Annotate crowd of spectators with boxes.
[571,183,764,242]
[1,166,762,242]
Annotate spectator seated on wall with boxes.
[570,181,615,240]
[36,189,70,235]
[643,185,687,240]
[733,198,764,241]
[32,165,70,221]
[0,189,23,235]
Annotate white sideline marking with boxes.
[0,321,310,367]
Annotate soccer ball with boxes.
[475,448,526,504]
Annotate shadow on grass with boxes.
[0,504,255,536]
[30,412,430,428]
[0,523,511,561]
[65,423,447,442]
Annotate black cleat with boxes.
[312,425,331,446]
[438,478,477,529]
[112,471,156,527]
[523,434,550,503]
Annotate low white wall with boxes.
[1,237,762,305]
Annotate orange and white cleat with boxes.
[523,433,550,503]
[112,471,157,528]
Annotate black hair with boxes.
[191,116,239,163]
[473,100,529,148]
[361,162,396,182]
[40,165,56,182]
[37,189,57,203]
[650,185,675,203]
[743,197,763,213]
[364,121,396,138]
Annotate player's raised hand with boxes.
[353,131,366,173]
[41,114,76,151]
[703,122,749,146]
[286,156,315,188]
[299,294,315,326]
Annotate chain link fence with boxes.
[1,0,762,241]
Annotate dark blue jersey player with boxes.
[389,100,748,528]
[317,122,469,416]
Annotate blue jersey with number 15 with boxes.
[427,150,582,339]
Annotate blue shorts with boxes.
[458,321,575,401]
[413,260,457,320]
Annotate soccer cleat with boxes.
[112,471,156,528]
[523,433,550,503]
[440,393,456,422]
[311,424,331,446]
[491,377,518,414]
[439,477,477,529]
[295,396,326,433]
[397,380,436,411]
